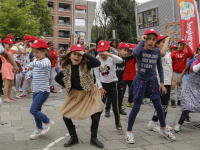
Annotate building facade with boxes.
[45,0,96,50]
[135,0,199,43]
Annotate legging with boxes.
[0,73,3,92]
[178,110,190,125]
[63,112,101,130]
[127,97,166,131]
[22,80,32,95]
[50,67,55,87]
[15,73,22,91]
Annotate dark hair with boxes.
[76,36,84,44]
[38,48,52,64]
[196,47,200,54]
[108,38,119,48]
[47,42,53,46]
[60,52,89,68]
[15,37,22,42]
[96,36,104,47]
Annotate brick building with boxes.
[45,0,96,50]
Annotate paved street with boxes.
[1,85,200,150]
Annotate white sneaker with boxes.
[159,129,176,141]
[147,121,160,132]
[174,124,181,133]
[29,129,42,140]
[41,119,55,135]
[125,132,135,144]
[166,124,172,131]
[59,89,63,93]
[19,88,23,92]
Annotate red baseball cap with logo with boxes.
[3,38,14,44]
[129,44,137,49]
[70,44,84,52]
[28,36,38,42]
[30,39,48,49]
[156,34,168,42]
[97,41,110,52]
[170,45,178,49]
[6,34,14,39]
[23,34,31,41]
[118,42,129,49]
[178,39,186,43]
[197,44,200,48]
[144,28,158,37]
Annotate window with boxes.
[59,44,69,51]
[75,5,87,13]
[59,30,70,38]
[59,3,70,11]
[43,31,53,37]
[76,31,86,37]
[48,1,53,9]
[138,8,158,28]
[75,19,85,26]
[59,17,70,25]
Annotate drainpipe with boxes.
[135,3,139,40]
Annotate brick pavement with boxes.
[1,86,200,150]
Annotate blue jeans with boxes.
[30,91,50,129]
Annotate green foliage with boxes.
[102,0,137,43]
[0,0,40,39]
[20,0,53,35]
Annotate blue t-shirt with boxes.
[29,51,34,62]
[132,40,164,83]
[189,58,196,68]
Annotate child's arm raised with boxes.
[55,71,65,88]
[99,51,123,63]
[132,36,145,57]
[29,59,51,69]
[185,43,194,58]
[160,37,171,57]
[193,62,200,72]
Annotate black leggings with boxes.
[152,85,171,122]
[63,112,101,130]
[123,80,134,103]
[178,110,190,125]
[102,82,121,126]
[0,73,3,91]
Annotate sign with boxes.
[176,0,200,52]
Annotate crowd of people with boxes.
[0,27,200,148]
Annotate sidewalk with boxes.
[0,88,200,150]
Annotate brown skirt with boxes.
[57,85,104,120]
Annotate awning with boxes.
[76,5,87,10]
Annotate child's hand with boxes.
[171,79,176,90]
[27,78,32,81]
[142,35,148,41]
[183,42,188,47]
[100,88,107,99]
[58,48,64,54]
[99,51,113,57]
[159,83,167,95]
[28,67,33,71]
[165,37,171,41]
[177,78,182,87]
[76,51,84,55]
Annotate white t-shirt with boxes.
[0,44,5,53]
[157,52,173,85]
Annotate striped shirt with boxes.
[25,58,51,93]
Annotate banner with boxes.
[176,0,200,52]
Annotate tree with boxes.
[21,0,53,36]
[0,0,40,39]
[102,0,137,43]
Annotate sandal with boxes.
[9,97,17,101]
[3,99,14,103]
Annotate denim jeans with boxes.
[30,91,50,129]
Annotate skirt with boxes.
[2,63,14,80]
[129,76,161,101]
[57,84,104,120]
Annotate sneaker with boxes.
[166,124,172,131]
[127,102,133,108]
[116,126,123,135]
[19,87,23,92]
[15,91,20,98]
[184,116,191,123]
[119,109,127,115]
[59,89,63,93]
[105,111,110,117]
[125,132,135,144]
[29,129,42,140]
[147,121,160,132]
[41,119,55,135]
[16,94,27,99]
[159,129,176,141]
[174,124,181,133]
[121,106,125,110]
[177,100,181,106]
[171,100,176,108]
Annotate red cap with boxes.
[178,39,186,43]
[28,36,38,42]
[6,34,14,39]
[170,45,178,49]
[129,44,137,49]
[156,34,168,42]
[24,34,31,41]
[144,28,158,37]
[70,44,84,52]
[30,39,48,49]
[3,38,14,44]
[0,39,2,43]
[97,41,110,52]
[197,44,200,48]
[118,42,129,49]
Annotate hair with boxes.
[108,38,119,48]
[60,51,89,68]
[38,48,52,64]
[96,36,104,48]
[47,42,53,46]
[76,36,85,44]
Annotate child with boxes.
[26,39,55,140]
[174,54,200,133]
[94,40,124,134]
[147,34,175,132]
[0,38,23,103]
[47,42,57,93]
[123,44,137,108]
[55,44,104,148]
[171,39,194,107]
[126,29,176,144]
[170,45,178,53]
